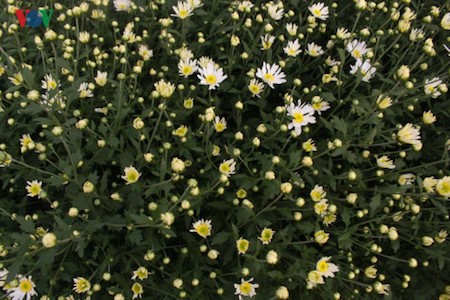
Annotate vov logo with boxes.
[15,9,54,28]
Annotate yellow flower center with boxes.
[249,84,260,94]
[317,261,329,273]
[312,102,322,110]
[438,182,450,194]
[215,123,225,132]
[182,66,192,75]
[292,112,304,123]
[237,240,249,252]
[30,184,41,195]
[179,9,188,18]
[219,163,230,174]
[132,282,143,294]
[19,280,32,292]
[127,172,138,182]
[313,8,321,16]
[240,282,252,294]
[263,73,274,82]
[205,74,217,85]
[196,224,210,237]
[352,49,361,58]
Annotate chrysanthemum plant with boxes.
[0,0,449,299]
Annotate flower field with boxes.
[0,0,449,299]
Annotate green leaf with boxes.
[369,194,381,215]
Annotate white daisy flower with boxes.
[376,156,396,169]
[219,158,236,177]
[238,1,254,12]
[197,62,227,90]
[26,180,42,198]
[171,1,194,19]
[260,34,276,50]
[138,45,153,61]
[308,2,329,20]
[256,62,286,89]
[397,123,421,145]
[286,100,316,135]
[283,39,302,57]
[349,59,376,82]
[234,278,259,300]
[311,97,330,115]
[41,74,59,90]
[113,0,131,12]
[178,58,198,78]
[306,42,324,57]
[424,77,442,98]
[316,257,339,278]
[78,82,93,98]
[248,79,265,98]
[285,23,298,36]
[213,116,227,132]
[6,275,38,300]
[346,39,370,59]
[189,219,212,238]
[267,4,284,20]
[94,70,108,86]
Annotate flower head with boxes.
[113,0,131,11]
[121,166,141,185]
[258,228,275,244]
[219,159,236,176]
[283,39,302,57]
[178,59,198,78]
[248,79,264,97]
[286,100,316,135]
[234,278,259,299]
[154,79,176,98]
[306,270,325,289]
[316,257,339,278]
[376,156,395,169]
[308,2,329,20]
[171,1,194,19]
[436,176,450,198]
[256,62,286,89]
[26,180,42,198]
[424,77,442,98]
[190,219,212,238]
[350,59,376,82]
[346,39,370,59]
[73,277,91,293]
[132,267,149,281]
[41,74,59,90]
[214,116,227,132]
[306,42,324,57]
[236,237,250,254]
[6,275,38,300]
[397,123,421,145]
[94,71,108,86]
[197,62,228,90]
[131,282,144,299]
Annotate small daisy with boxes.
[237,1,254,12]
[234,278,259,300]
[310,184,326,202]
[131,282,144,299]
[138,45,153,61]
[78,82,93,98]
[20,134,35,150]
[267,4,284,20]
[26,180,42,198]
[41,74,59,90]
[113,0,131,11]
[302,139,317,152]
[398,173,416,185]
[178,58,198,78]
[171,1,194,19]
[260,34,276,50]
[306,42,324,57]
[132,267,149,281]
[9,73,23,86]
[256,62,286,89]
[94,71,108,87]
[308,2,329,20]
[376,95,393,109]
[311,98,330,115]
[316,257,339,278]
[248,79,264,98]
[424,77,442,98]
[154,79,176,98]
[236,237,250,254]
[376,156,395,169]
[121,166,141,185]
[73,277,91,293]
[258,228,275,245]
[346,39,370,59]
[219,158,236,177]
[283,39,302,57]
[285,23,298,36]
[422,111,436,124]
[6,275,38,300]
[436,176,450,198]
[397,123,421,145]
[306,270,324,289]
[349,59,376,82]
[214,116,227,132]
[197,62,228,90]
[190,219,212,238]
[286,100,316,135]
[314,199,329,216]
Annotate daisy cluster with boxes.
[0,0,449,299]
